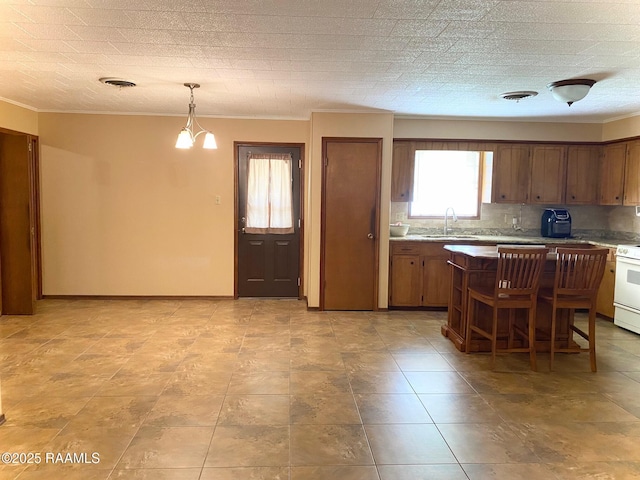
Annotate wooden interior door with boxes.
[0,133,38,314]
[321,138,381,310]
[236,144,302,297]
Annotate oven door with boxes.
[614,255,640,312]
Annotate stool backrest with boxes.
[553,248,608,297]
[495,247,549,297]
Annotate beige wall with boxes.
[602,115,640,142]
[393,117,604,142]
[0,99,38,135]
[38,112,309,296]
[308,112,394,309]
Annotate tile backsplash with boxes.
[390,202,640,241]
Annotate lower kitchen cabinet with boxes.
[389,253,422,306]
[389,242,450,307]
[596,255,616,318]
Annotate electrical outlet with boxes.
[504,214,509,224]
[215,195,221,205]
[395,212,405,222]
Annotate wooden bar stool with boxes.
[465,247,548,371]
[538,247,608,372]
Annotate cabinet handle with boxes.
[572,195,576,199]
[501,194,506,199]
[536,195,540,199]
[610,269,615,273]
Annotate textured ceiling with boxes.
[1,0,640,122]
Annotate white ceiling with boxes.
[1,0,640,123]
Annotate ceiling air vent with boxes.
[499,91,538,102]
[99,78,136,88]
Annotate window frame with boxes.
[408,150,487,220]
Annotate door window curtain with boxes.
[245,153,294,234]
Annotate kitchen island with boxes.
[441,244,577,353]
[390,234,618,317]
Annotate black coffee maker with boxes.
[541,208,571,238]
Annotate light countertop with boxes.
[389,234,626,249]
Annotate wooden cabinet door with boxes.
[391,141,414,202]
[600,143,627,205]
[623,140,640,205]
[422,255,450,307]
[389,255,421,306]
[492,144,531,203]
[566,145,601,205]
[596,259,616,318]
[529,145,567,204]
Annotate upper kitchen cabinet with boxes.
[529,145,567,204]
[600,142,627,205]
[492,144,530,203]
[565,145,601,205]
[391,141,414,202]
[623,140,640,205]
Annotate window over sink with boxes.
[409,150,493,219]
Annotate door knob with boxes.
[367,233,374,239]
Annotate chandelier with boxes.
[175,83,217,149]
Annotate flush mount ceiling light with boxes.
[499,91,538,102]
[547,78,596,106]
[175,83,217,150]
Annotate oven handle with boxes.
[614,303,640,315]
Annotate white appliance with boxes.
[614,245,640,334]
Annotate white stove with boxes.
[614,245,640,334]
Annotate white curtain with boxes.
[245,153,294,234]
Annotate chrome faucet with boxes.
[444,207,458,235]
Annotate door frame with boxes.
[320,137,382,311]
[233,141,305,299]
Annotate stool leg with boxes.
[588,305,597,372]
[491,307,498,369]
[549,304,557,372]
[529,303,537,372]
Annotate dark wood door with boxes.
[321,138,381,310]
[237,144,301,297]
[0,133,37,314]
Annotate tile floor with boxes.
[1,298,640,479]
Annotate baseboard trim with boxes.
[41,295,235,301]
